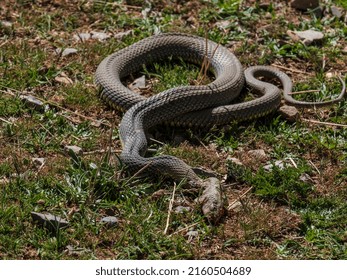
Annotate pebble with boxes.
[91,31,110,41]
[278,105,300,122]
[56,47,78,57]
[73,33,91,41]
[32,157,45,168]
[114,30,133,40]
[174,206,191,214]
[31,211,69,231]
[186,230,198,238]
[0,20,12,27]
[331,6,343,19]
[55,72,73,85]
[287,29,324,45]
[19,95,45,111]
[129,75,146,90]
[100,216,119,228]
[64,145,83,155]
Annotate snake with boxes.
[95,33,346,220]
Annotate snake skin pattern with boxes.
[95,33,346,195]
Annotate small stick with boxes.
[288,89,321,95]
[0,117,16,126]
[271,64,307,75]
[227,186,253,211]
[164,182,177,235]
[302,118,347,128]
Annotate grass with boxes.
[0,0,346,260]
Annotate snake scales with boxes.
[95,33,346,221]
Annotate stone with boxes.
[186,230,198,238]
[64,145,83,155]
[73,33,91,41]
[32,157,45,168]
[174,206,191,214]
[91,31,110,41]
[287,30,324,45]
[56,47,78,57]
[129,75,146,90]
[19,95,45,111]
[55,72,73,84]
[278,105,300,122]
[31,211,69,231]
[114,30,133,40]
[215,20,231,30]
[331,6,343,19]
[291,0,319,10]
[100,216,119,228]
[299,173,314,184]
[0,20,12,27]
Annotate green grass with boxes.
[0,0,346,260]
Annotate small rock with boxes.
[215,20,231,30]
[91,31,110,41]
[174,206,191,214]
[56,47,78,57]
[0,20,12,27]
[331,6,343,18]
[32,157,45,168]
[129,75,146,90]
[114,30,133,40]
[247,149,268,162]
[55,72,73,85]
[19,95,45,111]
[299,173,314,184]
[31,211,69,231]
[279,105,300,122]
[342,46,347,54]
[73,33,91,41]
[287,30,324,45]
[264,160,285,172]
[64,145,83,155]
[100,216,119,228]
[291,0,319,10]
[186,230,198,238]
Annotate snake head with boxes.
[196,177,226,224]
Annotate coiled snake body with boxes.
[95,33,346,221]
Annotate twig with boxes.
[227,186,253,211]
[164,182,177,235]
[288,157,298,168]
[302,118,347,128]
[125,161,153,185]
[0,117,16,126]
[308,160,320,175]
[288,89,320,95]
[82,148,122,155]
[271,64,307,75]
